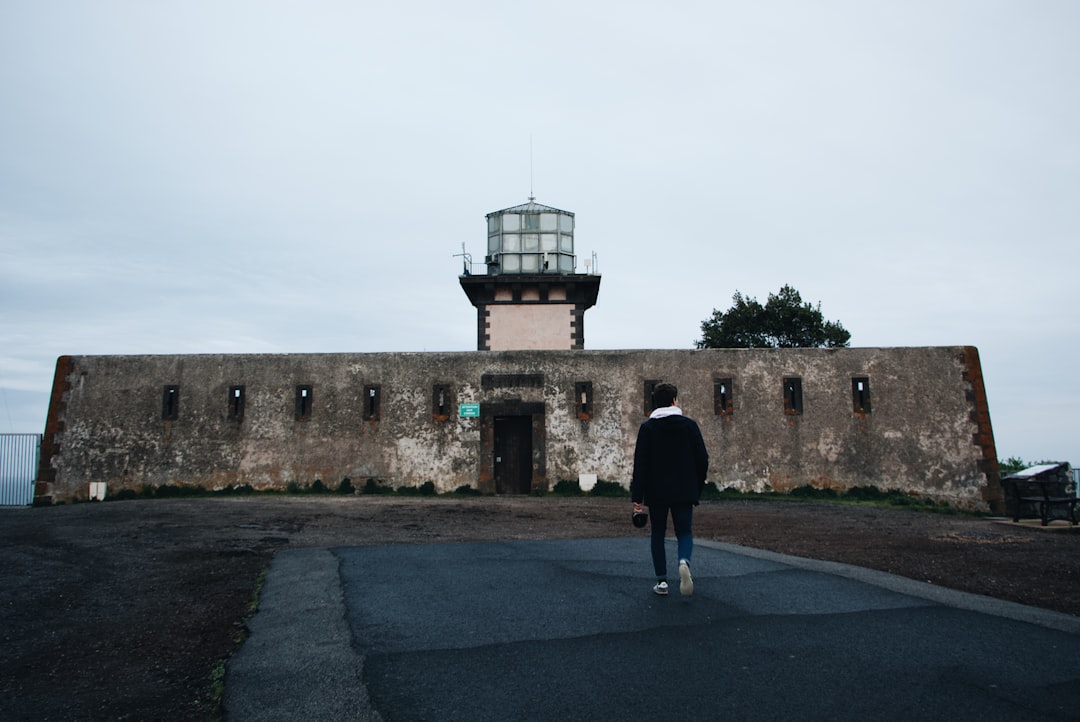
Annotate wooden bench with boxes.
[1002,465,1078,526]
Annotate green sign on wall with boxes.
[459,403,480,418]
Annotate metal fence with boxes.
[0,433,40,506]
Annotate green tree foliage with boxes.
[998,457,1028,474]
[697,284,851,349]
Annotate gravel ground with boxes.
[1,495,1077,720]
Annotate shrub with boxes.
[844,485,886,501]
[337,478,355,495]
[790,484,838,499]
[286,481,304,494]
[453,484,482,496]
[363,478,393,495]
[396,482,437,496]
[551,480,583,496]
[310,479,327,494]
[152,484,205,498]
[588,480,628,497]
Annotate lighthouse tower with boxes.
[460,199,601,351]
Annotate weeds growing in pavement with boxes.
[209,565,268,721]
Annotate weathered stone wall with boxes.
[37,347,1001,510]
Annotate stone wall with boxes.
[36,347,1001,510]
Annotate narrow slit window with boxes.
[783,377,803,415]
[643,379,659,416]
[364,384,381,421]
[295,384,313,421]
[852,376,872,414]
[432,384,451,420]
[228,385,245,421]
[575,381,593,419]
[162,385,180,421]
[713,378,733,416]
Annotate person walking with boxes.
[630,382,710,596]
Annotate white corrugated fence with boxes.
[0,434,41,506]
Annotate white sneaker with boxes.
[679,560,694,596]
[652,581,669,596]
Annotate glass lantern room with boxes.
[484,199,575,275]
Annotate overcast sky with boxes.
[1,1,1077,467]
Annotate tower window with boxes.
[643,380,659,416]
[783,377,803,415]
[713,378,733,416]
[364,384,381,421]
[162,385,180,421]
[228,385,245,421]
[295,385,313,421]
[852,377,872,414]
[575,381,593,419]
[433,384,451,421]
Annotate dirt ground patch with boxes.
[1,496,1077,720]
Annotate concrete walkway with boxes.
[225,539,1080,721]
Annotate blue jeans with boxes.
[648,502,693,580]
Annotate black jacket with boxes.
[630,413,710,506]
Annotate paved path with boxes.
[225,538,1080,721]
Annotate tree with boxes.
[696,284,851,349]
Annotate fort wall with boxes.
[37,347,1001,510]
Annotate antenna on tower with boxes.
[529,134,534,201]
[453,242,473,276]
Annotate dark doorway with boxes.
[494,415,533,494]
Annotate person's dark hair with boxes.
[652,383,678,409]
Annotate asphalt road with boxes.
[225,538,1080,721]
